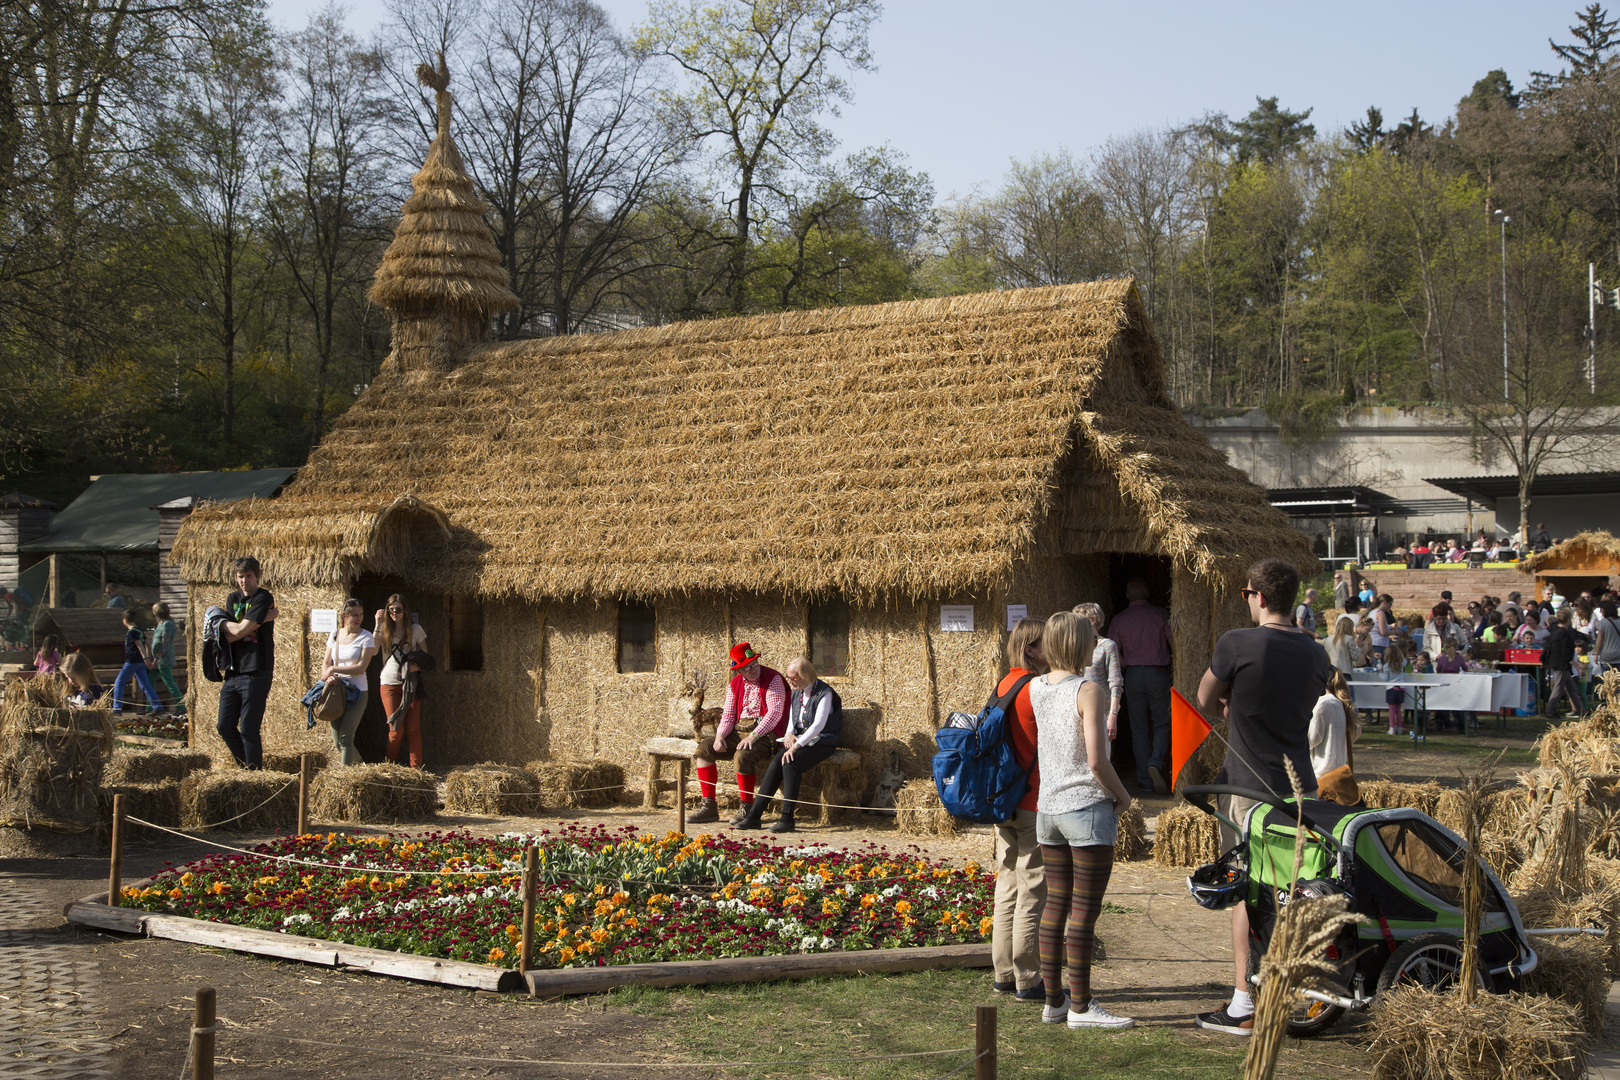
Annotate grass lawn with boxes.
[608,968,1351,1080]
[1352,707,1555,769]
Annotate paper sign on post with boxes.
[1005,605,1028,631]
[940,605,975,632]
[309,609,338,633]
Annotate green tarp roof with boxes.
[21,469,296,553]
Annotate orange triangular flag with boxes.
[1169,687,1212,792]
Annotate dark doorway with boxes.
[351,574,419,763]
[1105,553,1174,790]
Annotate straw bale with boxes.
[526,759,623,809]
[1114,801,1148,861]
[1367,984,1587,1080]
[895,782,959,837]
[104,747,211,785]
[1358,778,1444,817]
[309,763,437,824]
[262,751,329,775]
[443,764,543,816]
[1514,871,1620,976]
[100,780,181,842]
[1521,935,1611,1040]
[179,770,299,832]
[1151,802,1220,868]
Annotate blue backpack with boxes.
[931,673,1038,824]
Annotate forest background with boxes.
[3,0,1618,506]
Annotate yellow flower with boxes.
[169,888,183,899]
[301,875,314,886]
[505,925,521,942]
[559,947,576,963]
[979,917,994,936]
[624,917,639,929]
[859,894,877,909]
[894,900,912,915]
[593,883,607,897]
[211,882,229,896]
[243,892,261,903]
[591,928,609,944]
[257,875,279,886]
[576,940,595,956]
[822,899,841,916]
[964,862,982,876]
[122,886,140,898]
[180,872,194,886]
[488,947,507,963]
[790,859,804,871]
[563,893,578,907]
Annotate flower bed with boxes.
[114,713,187,739]
[119,825,993,969]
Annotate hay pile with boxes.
[0,678,113,835]
[263,751,329,774]
[1367,984,1588,1080]
[1358,778,1444,817]
[1114,801,1149,861]
[179,770,299,832]
[527,759,624,809]
[444,764,543,816]
[1151,802,1220,867]
[1521,934,1611,1040]
[100,781,182,841]
[895,782,958,837]
[104,747,211,785]
[310,763,437,824]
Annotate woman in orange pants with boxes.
[375,593,428,768]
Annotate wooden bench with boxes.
[643,736,698,810]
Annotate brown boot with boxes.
[687,797,719,824]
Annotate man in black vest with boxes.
[735,657,843,833]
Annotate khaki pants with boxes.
[993,807,1045,990]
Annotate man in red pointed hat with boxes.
[688,642,788,825]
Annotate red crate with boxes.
[1504,648,1542,665]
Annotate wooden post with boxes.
[107,793,125,906]
[296,753,311,836]
[47,552,59,608]
[676,758,688,835]
[191,986,216,1080]
[974,1004,996,1080]
[99,553,106,591]
[519,845,538,973]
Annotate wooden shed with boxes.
[169,66,1315,794]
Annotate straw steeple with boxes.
[368,53,518,372]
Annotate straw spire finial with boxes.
[416,51,452,139]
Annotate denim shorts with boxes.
[1035,802,1118,847]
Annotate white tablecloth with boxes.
[1348,672,1529,712]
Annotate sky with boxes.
[265,0,1572,198]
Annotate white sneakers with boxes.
[1040,993,1136,1029]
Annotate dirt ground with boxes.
[0,725,1575,1080]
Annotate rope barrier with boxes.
[122,815,984,891]
[179,777,299,831]
[930,1047,990,1080]
[215,1021,975,1069]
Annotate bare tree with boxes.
[265,7,394,444]
[986,151,1121,288]
[1091,128,1193,322]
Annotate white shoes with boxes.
[1041,992,1071,1024]
[1067,998,1136,1029]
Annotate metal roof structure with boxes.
[1425,472,1620,508]
[21,469,296,554]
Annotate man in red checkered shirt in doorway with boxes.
[1108,578,1173,794]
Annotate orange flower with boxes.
[559,946,576,963]
[591,928,609,944]
[894,900,912,915]
[211,882,229,896]
[488,947,507,963]
[859,894,877,909]
[168,888,183,900]
[979,917,994,936]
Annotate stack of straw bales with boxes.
[1115,801,1149,861]
[1150,802,1220,867]
[895,781,959,837]
[444,764,543,815]
[310,763,437,824]
[528,759,624,809]
[0,678,113,849]
[1368,984,1587,1080]
[101,747,211,841]
[180,769,299,832]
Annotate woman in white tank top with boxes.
[1030,611,1136,1032]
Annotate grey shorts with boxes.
[1036,802,1118,847]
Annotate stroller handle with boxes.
[1179,784,1338,840]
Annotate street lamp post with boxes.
[1494,209,1510,401]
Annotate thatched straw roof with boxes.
[172,280,1314,600]
[367,56,517,323]
[1519,531,1620,575]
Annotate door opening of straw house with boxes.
[1104,553,1173,790]
[351,574,444,762]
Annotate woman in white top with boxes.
[1072,603,1122,754]
[1322,614,1361,674]
[375,593,429,768]
[1309,669,1359,779]
[1369,594,1394,661]
[320,599,376,765]
[1031,611,1135,1032]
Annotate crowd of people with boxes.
[1344,521,1563,567]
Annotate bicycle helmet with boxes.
[1187,849,1248,911]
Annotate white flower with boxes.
[881,884,903,898]
[282,914,314,927]
[332,906,353,921]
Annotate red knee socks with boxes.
[737,772,756,804]
[697,763,718,800]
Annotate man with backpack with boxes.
[1193,558,1330,1038]
[217,556,277,769]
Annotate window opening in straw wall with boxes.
[617,600,655,673]
[449,595,484,671]
[808,597,850,677]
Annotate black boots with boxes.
[769,811,796,833]
[688,797,719,824]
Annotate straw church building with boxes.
[172,63,1314,797]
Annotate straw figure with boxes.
[366,52,517,372]
[1244,762,1360,1080]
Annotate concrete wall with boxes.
[1185,407,1620,539]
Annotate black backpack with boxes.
[201,605,234,683]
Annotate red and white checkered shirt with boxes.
[717,668,788,739]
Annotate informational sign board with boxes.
[309,609,337,633]
[940,605,975,632]
[1005,604,1028,631]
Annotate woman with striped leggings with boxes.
[1029,610,1137,1030]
